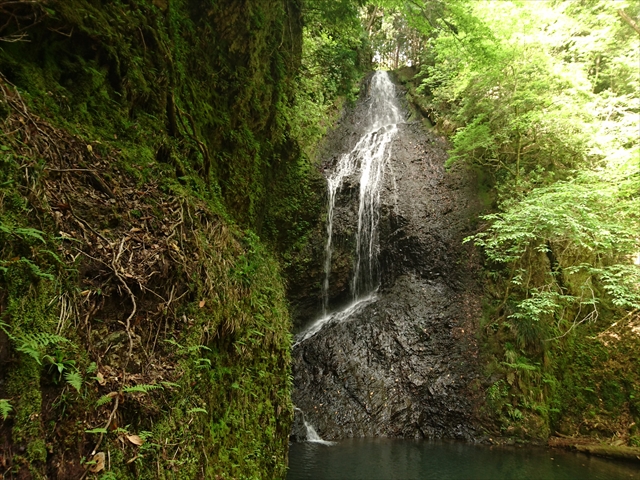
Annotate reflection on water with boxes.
[287,438,640,480]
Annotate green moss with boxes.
[26,438,47,464]
[0,0,315,476]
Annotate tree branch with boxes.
[618,9,640,35]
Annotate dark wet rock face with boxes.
[293,276,481,440]
[292,73,484,441]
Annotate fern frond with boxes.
[123,384,163,394]
[19,258,55,281]
[160,381,180,389]
[187,407,207,415]
[15,332,69,364]
[0,399,13,421]
[85,427,108,434]
[42,249,63,264]
[14,227,46,243]
[187,344,212,354]
[65,371,83,392]
[96,394,116,407]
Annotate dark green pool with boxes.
[287,438,640,480]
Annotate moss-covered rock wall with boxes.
[0,0,308,478]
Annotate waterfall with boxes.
[322,71,402,313]
[295,71,401,346]
[293,294,376,347]
[295,408,335,445]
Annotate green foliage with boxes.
[96,394,115,408]
[64,370,83,393]
[85,427,109,434]
[405,0,640,440]
[0,322,69,365]
[0,0,302,476]
[122,384,163,394]
[186,407,207,415]
[0,399,13,421]
[292,0,368,155]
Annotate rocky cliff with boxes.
[291,73,486,441]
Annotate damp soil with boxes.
[291,73,487,441]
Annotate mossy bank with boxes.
[0,0,321,478]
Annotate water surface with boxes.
[288,438,640,480]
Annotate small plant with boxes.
[0,399,13,420]
[487,380,509,403]
[96,393,117,407]
[0,322,69,365]
[123,383,163,394]
[64,370,83,393]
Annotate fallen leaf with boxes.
[86,144,93,153]
[80,290,91,297]
[89,452,105,473]
[199,299,206,308]
[126,434,145,446]
[96,372,106,386]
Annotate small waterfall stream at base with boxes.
[294,408,335,445]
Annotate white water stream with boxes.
[293,72,402,446]
[322,70,402,313]
[297,71,401,347]
[295,407,335,445]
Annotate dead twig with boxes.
[112,237,136,371]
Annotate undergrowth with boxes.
[0,0,311,478]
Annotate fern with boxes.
[65,370,83,392]
[86,362,98,374]
[160,381,180,389]
[14,332,69,364]
[0,399,13,421]
[13,227,46,243]
[99,472,118,480]
[187,344,212,354]
[187,407,208,415]
[42,249,64,265]
[85,427,108,434]
[19,258,55,281]
[96,394,116,407]
[123,384,163,394]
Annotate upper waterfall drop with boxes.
[322,71,402,314]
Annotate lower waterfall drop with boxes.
[294,408,335,445]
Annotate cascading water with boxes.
[291,66,482,445]
[294,408,335,445]
[291,71,403,445]
[321,70,402,314]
